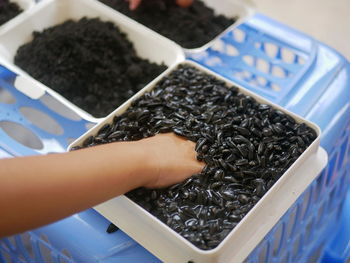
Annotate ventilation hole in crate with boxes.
[292,235,302,261]
[314,172,325,201]
[20,107,64,135]
[308,243,325,263]
[271,83,281,92]
[243,55,254,66]
[7,237,16,251]
[299,189,311,221]
[39,235,53,263]
[225,44,239,56]
[345,136,350,163]
[39,234,50,244]
[205,56,223,66]
[256,58,270,73]
[316,203,326,227]
[305,219,314,243]
[0,87,15,104]
[258,242,269,263]
[60,249,73,263]
[264,43,278,58]
[242,71,253,80]
[248,78,260,87]
[232,71,242,78]
[0,121,43,150]
[2,251,12,263]
[39,243,53,263]
[20,233,34,259]
[272,223,284,257]
[255,42,261,50]
[339,170,349,198]
[326,154,338,186]
[85,122,96,131]
[272,65,286,78]
[232,70,252,83]
[281,48,296,64]
[233,28,246,43]
[298,56,306,65]
[257,76,268,87]
[190,51,208,61]
[280,253,289,263]
[336,141,348,172]
[327,187,337,212]
[40,94,81,121]
[286,206,298,239]
[211,39,225,52]
[60,258,71,263]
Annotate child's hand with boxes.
[138,133,204,188]
[127,0,194,10]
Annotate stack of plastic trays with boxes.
[0,13,349,263]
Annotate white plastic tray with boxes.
[69,60,328,263]
[0,0,185,122]
[99,0,255,54]
[0,0,36,31]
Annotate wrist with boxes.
[128,140,159,188]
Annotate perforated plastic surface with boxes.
[0,13,349,263]
[0,65,93,156]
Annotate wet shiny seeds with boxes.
[77,65,317,250]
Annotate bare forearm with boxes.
[0,142,149,237]
[0,133,202,238]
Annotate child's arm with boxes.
[0,133,203,238]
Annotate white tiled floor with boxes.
[251,0,350,60]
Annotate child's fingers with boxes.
[128,0,142,10]
[128,0,194,10]
[176,0,194,8]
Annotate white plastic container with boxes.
[0,0,36,31]
[69,60,328,263]
[0,0,185,122]
[98,0,255,54]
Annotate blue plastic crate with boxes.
[0,13,349,263]
[188,13,350,263]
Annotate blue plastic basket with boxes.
[188,13,350,263]
[0,13,349,263]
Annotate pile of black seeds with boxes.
[76,65,317,250]
[99,0,236,49]
[14,18,166,117]
[0,0,22,26]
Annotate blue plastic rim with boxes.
[0,13,350,263]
